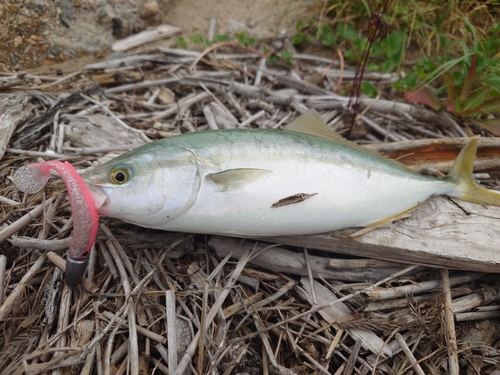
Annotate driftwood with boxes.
[112,24,181,52]
[368,137,500,174]
[0,94,32,158]
[210,236,409,281]
[257,196,500,273]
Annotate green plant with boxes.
[402,21,500,134]
[293,18,404,73]
[173,37,187,49]
[234,32,257,47]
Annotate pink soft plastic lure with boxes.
[13,161,99,286]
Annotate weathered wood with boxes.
[112,24,181,52]
[366,137,500,174]
[256,197,500,273]
[209,236,408,282]
[0,93,32,159]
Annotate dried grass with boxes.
[1,44,500,375]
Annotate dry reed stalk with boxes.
[441,270,460,375]
[2,42,500,374]
[175,247,254,375]
[395,333,425,375]
[0,198,53,242]
[0,255,6,305]
[0,254,46,321]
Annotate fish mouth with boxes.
[86,183,109,211]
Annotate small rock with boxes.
[140,1,159,19]
[13,36,23,47]
[158,88,176,104]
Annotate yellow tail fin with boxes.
[446,138,500,206]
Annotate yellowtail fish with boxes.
[82,111,500,236]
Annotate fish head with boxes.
[82,148,200,228]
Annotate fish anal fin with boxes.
[350,204,420,238]
[208,168,272,191]
[284,111,414,172]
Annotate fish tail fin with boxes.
[446,137,500,206]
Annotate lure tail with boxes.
[446,138,500,206]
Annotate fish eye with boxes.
[109,166,131,185]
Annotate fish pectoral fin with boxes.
[350,204,420,238]
[207,168,272,191]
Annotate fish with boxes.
[82,111,500,237]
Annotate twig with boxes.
[0,255,7,305]
[0,195,20,205]
[395,333,425,375]
[52,284,72,375]
[441,270,460,375]
[166,289,178,373]
[239,110,265,128]
[106,240,140,375]
[303,248,317,305]
[344,339,361,375]
[11,236,70,251]
[175,246,255,375]
[0,254,46,321]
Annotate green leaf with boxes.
[381,31,405,58]
[462,86,490,112]
[173,37,187,49]
[393,72,418,91]
[369,42,383,56]
[267,54,278,64]
[235,32,256,47]
[462,16,478,52]
[414,53,472,92]
[404,86,441,111]
[477,97,500,114]
[381,60,393,73]
[367,62,380,71]
[291,32,308,45]
[280,50,295,64]
[394,5,409,14]
[214,34,231,43]
[361,81,378,98]
[344,50,358,61]
[318,25,335,46]
[442,71,456,104]
[190,34,204,44]
[484,77,500,95]
[459,54,477,103]
[337,24,358,42]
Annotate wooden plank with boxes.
[366,137,500,174]
[255,197,500,273]
[0,93,32,159]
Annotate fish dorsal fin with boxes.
[284,111,347,144]
[284,111,414,172]
[208,168,272,191]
